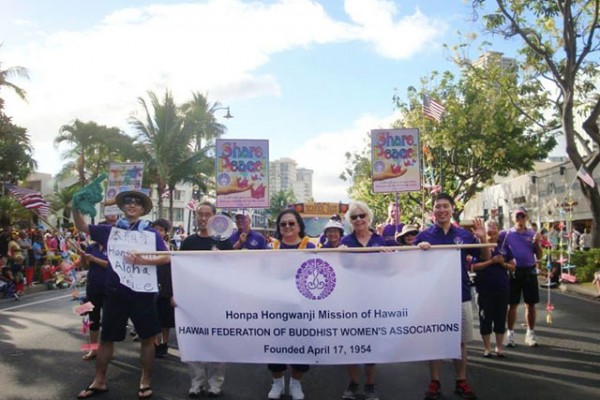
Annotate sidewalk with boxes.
[538,275,599,299]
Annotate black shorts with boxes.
[509,267,539,305]
[101,289,160,342]
[156,296,175,328]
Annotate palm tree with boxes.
[130,90,191,217]
[55,120,135,185]
[181,92,228,152]
[0,50,29,102]
[48,185,79,229]
[55,119,99,186]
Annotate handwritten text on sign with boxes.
[107,227,158,292]
[172,249,461,364]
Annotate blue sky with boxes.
[1,0,528,202]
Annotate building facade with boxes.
[269,157,313,202]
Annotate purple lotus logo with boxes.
[296,258,336,300]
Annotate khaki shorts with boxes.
[461,301,475,343]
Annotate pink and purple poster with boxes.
[215,139,269,208]
[371,128,421,193]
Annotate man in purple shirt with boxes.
[230,213,267,250]
[414,193,490,400]
[74,190,170,400]
[381,201,404,246]
[498,207,543,348]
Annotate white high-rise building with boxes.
[269,158,313,202]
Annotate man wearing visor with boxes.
[499,207,543,348]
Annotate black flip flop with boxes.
[76,386,108,399]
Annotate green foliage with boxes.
[472,0,600,245]
[344,59,555,221]
[0,112,37,180]
[55,119,135,185]
[569,249,600,282]
[268,190,297,223]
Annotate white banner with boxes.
[107,227,158,292]
[172,249,461,364]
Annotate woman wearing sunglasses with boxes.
[339,200,385,400]
[267,209,315,400]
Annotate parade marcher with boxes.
[381,201,404,246]
[500,207,543,348]
[414,193,491,400]
[268,208,315,400]
[471,219,515,358]
[74,185,170,400]
[151,218,175,358]
[340,201,385,400]
[180,201,233,398]
[394,224,419,246]
[321,219,344,248]
[230,212,268,250]
[81,234,109,361]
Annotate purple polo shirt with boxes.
[89,221,168,295]
[498,228,537,268]
[85,242,109,294]
[382,223,404,246]
[474,245,512,294]
[341,232,386,248]
[414,224,480,302]
[230,230,268,250]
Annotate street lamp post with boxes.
[194,106,233,153]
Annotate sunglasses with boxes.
[279,221,296,228]
[350,213,367,221]
[123,197,143,206]
[515,213,527,219]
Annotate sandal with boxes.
[483,350,492,358]
[82,352,97,361]
[76,386,108,399]
[138,387,153,399]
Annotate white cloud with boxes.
[2,0,445,176]
[344,0,446,59]
[291,112,397,202]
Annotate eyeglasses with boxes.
[123,197,143,206]
[515,213,527,219]
[279,221,296,228]
[350,213,367,221]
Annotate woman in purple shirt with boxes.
[340,201,384,400]
[471,219,515,358]
[268,209,315,400]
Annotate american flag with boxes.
[3,183,51,217]
[423,95,445,123]
[577,165,596,188]
[186,199,198,211]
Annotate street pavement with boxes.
[1,283,599,400]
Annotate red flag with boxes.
[3,183,51,217]
[423,95,445,122]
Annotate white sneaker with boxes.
[525,330,539,347]
[289,378,305,400]
[268,377,285,400]
[506,330,516,348]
